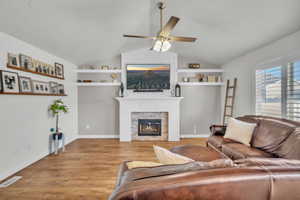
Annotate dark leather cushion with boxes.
[222,143,273,160]
[207,135,235,149]
[170,144,223,162]
[252,119,295,154]
[274,128,300,159]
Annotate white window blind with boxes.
[287,61,300,121]
[256,66,282,117]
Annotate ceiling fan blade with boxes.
[158,16,180,37]
[168,36,197,42]
[123,34,156,40]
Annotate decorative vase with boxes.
[175,84,181,97]
[119,82,124,97]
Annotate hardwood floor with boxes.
[0,138,206,200]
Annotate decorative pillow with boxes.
[126,161,163,169]
[224,118,257,146]
[153,145,194,165]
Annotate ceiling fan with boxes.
[123,1,197,52]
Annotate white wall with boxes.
[78,49,221,137]
[0,32,78,181]
[221,30,300,118]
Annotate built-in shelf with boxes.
[178,82,224,86]
[7,65,65,80]
[76,69,122,73]
[0,92,67,96]
[177,69,224,73]
[77,82,121,86]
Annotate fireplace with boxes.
[138,119,162,136]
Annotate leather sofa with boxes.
[110,116,300,200]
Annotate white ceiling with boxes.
[1,0,300,66]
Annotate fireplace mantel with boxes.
[115,96,184,142]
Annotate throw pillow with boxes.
[126,161,163,169]
[224,118,257,146]
[153,145,194,165]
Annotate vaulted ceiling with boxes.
[1,0,300,66]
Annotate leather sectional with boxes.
[110,116,300,200]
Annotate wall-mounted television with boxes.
[126,64,170,90]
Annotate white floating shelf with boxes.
[77,82,121,86]
[76,69,122,73]
[178,82,224,86]
[177,69,224,73]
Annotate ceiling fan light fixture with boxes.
[153,40,171,52]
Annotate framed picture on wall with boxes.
[0,70,20,93]
[19,54,33,70]
[19,76,33,93]
[55,63,64,79]
[49,65,55,76]
[32,80,50,94]
[57,84,65,95]
[7,53,20,68]
[49,81,59,94]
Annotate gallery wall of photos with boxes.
[7,52,64,79]
[0,53,66,96]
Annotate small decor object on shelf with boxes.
[7,53,19,68]
[32,80,50,94]
[19,76,33,93]
[188,63,200,69]
[57,84,65,95]
[19,54,33,70]
[175,84,181,97]
[55,63,64,79]
[49,82,59,94]
[119,82,124,97]
[101,65,109,70]
[111,73,118,83]
[208,75,216,82]
[182,77,189,82]
[0,70,20,93]
[83,80,92,83]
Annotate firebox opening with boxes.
[138,119,162,136]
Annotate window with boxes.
[287,61,300,120]
[255,60,300,120]
[256,66,282,117]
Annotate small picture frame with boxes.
[19,76,33,93]
[32,80,50,94]
[19,54,33,70]
[49,81,59,94]
[0,70,20,93]
[31,59,39,72]
[49,65,55,76]
[7,53,19,68]
[55,63,64,79]
[57,84,65,95]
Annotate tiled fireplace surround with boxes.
[132,112,168,141]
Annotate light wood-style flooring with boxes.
[0,138,206,200]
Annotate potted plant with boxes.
[49,99,69,139]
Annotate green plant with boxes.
[49,99,69,133]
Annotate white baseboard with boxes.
[180,134,210,138]
[77,134,120,139]
[0,136,77,182]
[77,134,209,139]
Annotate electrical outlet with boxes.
[193,125,197,135]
